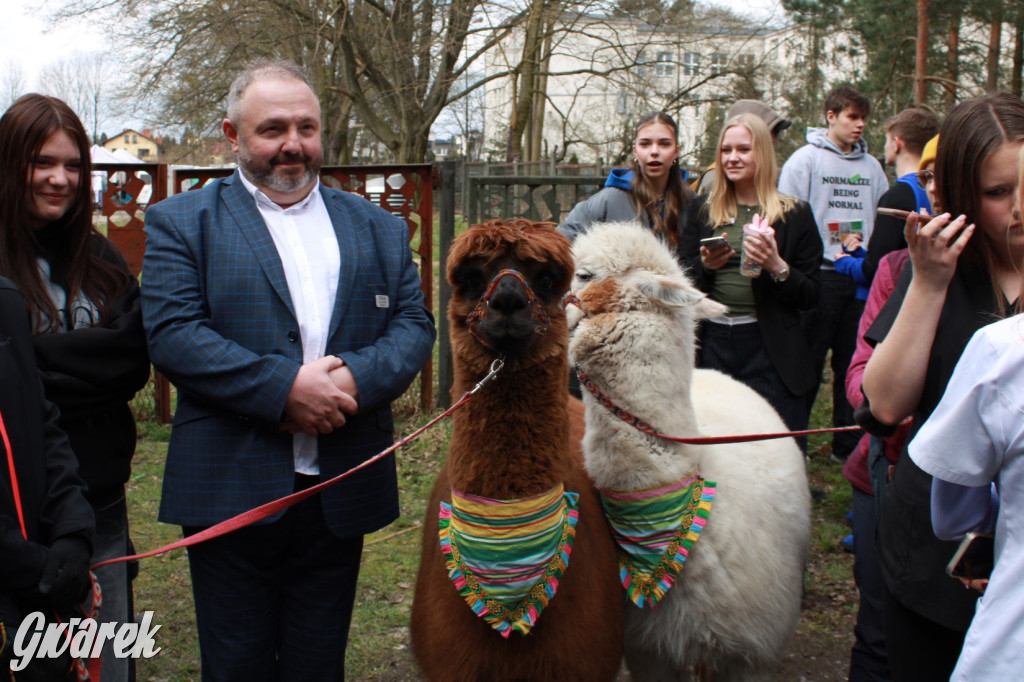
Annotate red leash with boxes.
[92,358,506,570]
[3,406,103,680]
[576,367,862,444]
[0,407,28,540]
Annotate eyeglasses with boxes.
[916,169,935,189]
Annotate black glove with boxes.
[38,536,91,612]
[855,389,900,438]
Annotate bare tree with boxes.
[433,68,487,159]
[505,0,556,162]
[0,61,27,112]
[986,8,1004,91]
[56,0,533,163]
[484,2,774,166]
[36,54,109,143]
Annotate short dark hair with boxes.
[885,107,940,156]
[824,86,870,120]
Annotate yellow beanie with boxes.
[919,135,939,171]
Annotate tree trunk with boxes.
[987,14,1003,92]
[506,0,548,162]
[1013,17,1024,97]
[947,17,960,109]
[914,0,929,104]
[527,26,554,163]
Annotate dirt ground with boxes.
[372,548,859,681]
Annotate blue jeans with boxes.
[91,492,135,682]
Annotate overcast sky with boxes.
[1,3,103,88]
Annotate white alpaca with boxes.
[567,221,811,681]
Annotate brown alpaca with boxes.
[410,219,623,681]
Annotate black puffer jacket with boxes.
[31,232,151,506]
[0,278,94,613]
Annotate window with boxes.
[737,53,754,70]
[655,51,674,77]
[710,53,728,75]
[635,50,648,77]
[682,52,700,76]
[617,89,628,115]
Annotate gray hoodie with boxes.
[778,127,888,266]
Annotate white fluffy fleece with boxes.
[569,221,811,681]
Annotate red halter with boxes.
[465,269,551,349]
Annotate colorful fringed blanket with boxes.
[438,484,579,638]
[600,470,715,608]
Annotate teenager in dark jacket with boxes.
[0,276,95,677]
[681,113,822,451]
[0,94,150,682]
[862,92,1024,681]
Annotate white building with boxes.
[482,11,866,166]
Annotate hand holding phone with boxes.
[877,207,911,221]
[700,236,729,251]
[946,531,995,581]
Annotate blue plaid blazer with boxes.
[141,171,435,537]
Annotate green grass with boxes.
[124,214,854,677]
[126,368,855,680]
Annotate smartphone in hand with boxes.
[700,236,729,251]
[877,207,911,221]
[946,531,995,580]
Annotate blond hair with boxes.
[707,114,796,228]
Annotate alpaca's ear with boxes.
[638,273,730,318]
[696,296,729,320]
[637,274,705,308]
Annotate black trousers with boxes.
[699,319,809,453]
[802,269,864,458]
[185,474,364,682]
[849,487,892,682]
[883,587,965,681]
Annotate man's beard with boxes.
[238,146,322,195]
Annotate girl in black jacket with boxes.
[0,277,95,676]
[0,95,150,681]
[681,113,822,450]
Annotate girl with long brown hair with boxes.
[558,111,695,252]
[0,94,150,681]
[862,92,1024,680]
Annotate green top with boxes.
[710,203,758,318]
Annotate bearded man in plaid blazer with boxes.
[141,59,435,680]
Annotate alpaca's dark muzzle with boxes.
[466,269,550,352]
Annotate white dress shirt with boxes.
[239,172,340,474]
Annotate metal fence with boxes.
[94,161,616,414]
[94,162,440,418]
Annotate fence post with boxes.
[437,161,456,408]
